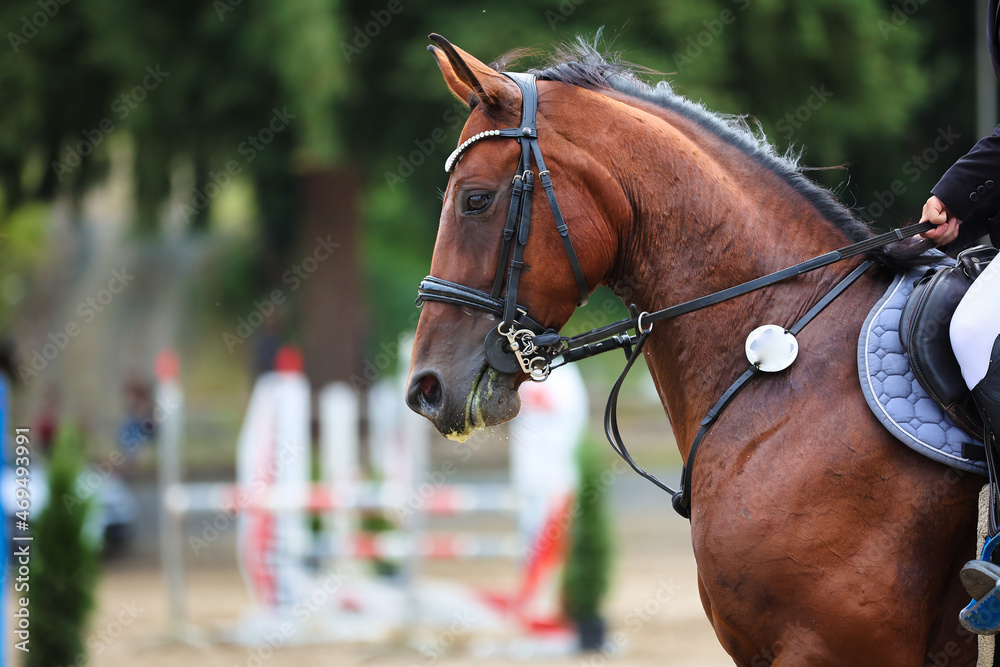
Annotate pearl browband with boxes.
[444,129,503,172]
[443,124,538,173]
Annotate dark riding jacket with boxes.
[932,0,1000,249]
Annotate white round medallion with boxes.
[745,325,799,372]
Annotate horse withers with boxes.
[406,35,983,665]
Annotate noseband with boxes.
[414,69,936,518]
[416,72,590,382]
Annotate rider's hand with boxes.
[919,195,962,245]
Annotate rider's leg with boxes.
[952,257,1000,616]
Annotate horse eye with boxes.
[466,194,492,212]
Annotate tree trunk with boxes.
[297,167,366,389]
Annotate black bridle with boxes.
[417,72,589,382]
[415,70,934,518]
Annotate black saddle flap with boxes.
[899,246,995,436]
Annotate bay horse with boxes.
[405,35,983,665]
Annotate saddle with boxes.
[899,245,997,437]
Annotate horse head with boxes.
[405,35,622,441]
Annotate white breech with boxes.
[951,257,1000,389]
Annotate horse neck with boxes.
[595,95,860,451]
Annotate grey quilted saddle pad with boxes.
[858,255,985,475]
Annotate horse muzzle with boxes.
[406,358,521,442]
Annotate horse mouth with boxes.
[444,365,521,442]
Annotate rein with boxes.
[414,69,935,519]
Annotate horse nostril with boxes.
[420,374,441,405]
[407,371,444,415]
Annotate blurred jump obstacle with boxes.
[156,340,587,651]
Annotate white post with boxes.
[396,335,429,642]
[509,363,588,625]
[154,349,191,642]
[368,381,403,487]
[319,383,360,571]
[235,348,313,617]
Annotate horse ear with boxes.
[427,44,474,105]
[428,34,515,109]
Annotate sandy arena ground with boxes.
[21,507,734,667]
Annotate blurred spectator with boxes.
[118,374,157,463]
[253,317,284,378]
[33,384,61,457]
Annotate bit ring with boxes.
[637,311,653,335]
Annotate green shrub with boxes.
[562,436,613,622]
[27,427,99,667]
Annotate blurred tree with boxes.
[0,1,116,208]
[0,0,987,378]
[76,0,361,388]
[347,0,971,354]
[0,0,363,388]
